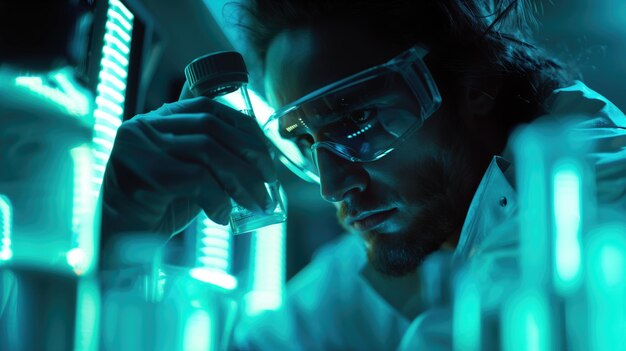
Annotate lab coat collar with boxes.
[360,155,517,319]
[453,156,518,262]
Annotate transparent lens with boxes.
[263,46,440,184]
[264,69,431,182]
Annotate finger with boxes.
[112,139,211,196]
[196,185,232,226]
[161,134,271,214]
[154,97,215,116]
[143,114,276,182]
[155,98,269,145]
[115,117,270,213]
[154,97,238,123]
[139,113,218,133]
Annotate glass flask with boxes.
[183,51,287,234]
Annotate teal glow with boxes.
[106,8,133,31]
[248,89,275,126]
[220,91,248,113]
[94,109,122,128]
[514,129,549,285]
[552,159,583,292]
[0,195,12,261]
[104,33,131,55]
[98,69,126,90]
[92,0,133,198]
[198,217,231,268]
[66,248,88,272]
[183,309,212,351]
[586,223,626,351]
[600,245,625,287]
[69,146,96,275]
[453,271,481,351]
[73,278,100,351]
[110,0,133,20]
[189,268,237,290]
[100,58,128,79]
[116,304,143,350]
[245,222,286,316]
[105,19,132,43]
[97,84,125,103]
[502,289,552,351]
[192,215,237,290]
[96,96,124,115]
[94,123,118,139]
[15,69,91,117]
[93,136,115,150]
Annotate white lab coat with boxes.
[233,81,626,350]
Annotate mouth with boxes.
[347,208,398,232]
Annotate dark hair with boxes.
[233,0,573,132]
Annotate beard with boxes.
[339,145,485,277]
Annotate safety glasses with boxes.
[263,45,441,183]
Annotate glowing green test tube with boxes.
[585,223,626,351]
[503,118,594,350]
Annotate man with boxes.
[101,0,626,349]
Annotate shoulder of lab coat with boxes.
[397,80,626,351]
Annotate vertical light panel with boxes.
[245,93,287,315]
[514,128,550,286]
[91,0,134,199]
[14,70,91,118]
[552,159,583,293]
[501,289,552,351]
[249,88,319,183]
[453,270,481,351]
[509,125,556,351]
[245,222,286,316]
[0,195,12,262]
[68,146,96,275]
[183,309,212,351]
[246,90,275,125]
[190,214,237,290]
[73,278,101,351]
[586,223,626,351]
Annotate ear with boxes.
[456,79,502,132]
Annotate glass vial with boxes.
[184,52,286,234]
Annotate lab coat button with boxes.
[499,196,508,207]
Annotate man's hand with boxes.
[100,96,277,247]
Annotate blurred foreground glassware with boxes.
[0,65,99,351]
[502,117,596,351]
[100,260,239,351]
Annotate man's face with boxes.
[264,25,486,276]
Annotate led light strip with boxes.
[0,195,12,262]
[190,215,237,290]
[68,146,95,275]
[14,72,91,117]
[586,224,626,350]
[245,222,286,315]
[553,159,583,292]
[91,0,134,199]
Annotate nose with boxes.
[315,148,368,202]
